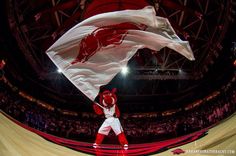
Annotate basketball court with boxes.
[0,111,235,156]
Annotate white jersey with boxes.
[103,104,115,118]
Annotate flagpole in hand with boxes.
[94,102,105,109]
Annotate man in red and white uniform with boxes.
[93,88,128,149]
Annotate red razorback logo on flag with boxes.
[71,22,147,64]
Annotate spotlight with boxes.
[121,66,129,76]
[57,68,62,73]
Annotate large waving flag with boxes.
[46,6,194,101]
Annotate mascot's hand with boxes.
[93,103,103,115]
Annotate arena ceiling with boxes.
[0,0,236,112]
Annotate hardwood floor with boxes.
[0,111,235,156]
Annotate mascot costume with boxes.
[93,88,128,149]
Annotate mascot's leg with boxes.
[93,133,105,148]
[93,119,111,148]
[118,132,128,149]
[112,118,129,149]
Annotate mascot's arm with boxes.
[115,105,120,118]
[93,103,103,115]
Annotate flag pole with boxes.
[94,102,105,109]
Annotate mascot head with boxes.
[99,88,117,107]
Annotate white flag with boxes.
[46,6,194,101]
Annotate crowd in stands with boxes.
[0,79,235,143]
[123,93,235,142]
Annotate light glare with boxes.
[121,66,129,75]
[57,69,62,73]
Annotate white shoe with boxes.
[123,144,128,150]
[93,143,98,148]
